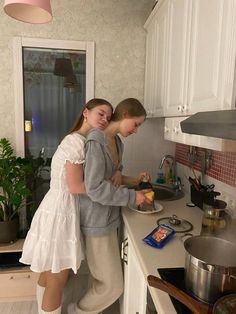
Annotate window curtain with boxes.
[24,72,85,159]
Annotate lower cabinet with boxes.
[0,239,39,302]
[120,230,147,314]
[0,269,39,302]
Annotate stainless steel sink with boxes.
[152,183,184,201]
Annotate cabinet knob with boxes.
[183,105,189,113]
[177,105,182,112]
[164,126,169,133]
[173,126,179,133]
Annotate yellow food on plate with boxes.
[145,191,154,202]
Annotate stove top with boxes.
[157,267,192,314]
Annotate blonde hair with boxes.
[112,98,146,121]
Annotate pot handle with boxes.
[202,263,215,272]
[179,233,193,243]
[147,275,210,314]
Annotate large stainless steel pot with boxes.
[183,235,236,304]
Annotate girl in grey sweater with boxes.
[70,98,151,314]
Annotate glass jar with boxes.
[201,200,231,236]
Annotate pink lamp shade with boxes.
[3,0,52,24]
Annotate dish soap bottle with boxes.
[155,169,165,184]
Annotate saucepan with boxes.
[147,275,236,314]
[182,235,236,304]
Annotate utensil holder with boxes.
[190,185,215,209]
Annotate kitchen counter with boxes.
[122,194,203,314]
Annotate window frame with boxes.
[13,37,95,156]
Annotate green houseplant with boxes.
[0,138,45,242]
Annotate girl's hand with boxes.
[133,172,152,185]
[135,189,152,205]
[110,170,122,187]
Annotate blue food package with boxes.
[143,224,175,248]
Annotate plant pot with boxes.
[0,218,19,243]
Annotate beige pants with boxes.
[75,230,123,314]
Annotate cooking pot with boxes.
[148,275,236,314]
[183,235,236,304]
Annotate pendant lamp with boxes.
[3,0,52,24]
[54,58,74,77]
[64,74,80,90]
[64,75,81,93]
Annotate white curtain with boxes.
[24,72,85,159]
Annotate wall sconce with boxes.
[3,0,52,24]
[25,120,32,132]
[54,58,73,77]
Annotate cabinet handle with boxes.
[10,274,31,280]
[121,238,128,265]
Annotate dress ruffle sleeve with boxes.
[59,133,85,165]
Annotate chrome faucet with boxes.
[159,155,182,190]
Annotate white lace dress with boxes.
[20,133,85,274]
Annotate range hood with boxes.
[180,109,236,140]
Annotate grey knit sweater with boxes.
[79,128,136,236]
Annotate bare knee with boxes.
[38,272,47,287]
[45,269,69,289]
[41,269,69,311]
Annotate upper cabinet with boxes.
[144,0,169,117]
[144,0,236,117]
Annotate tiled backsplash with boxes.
[175,143,236,188]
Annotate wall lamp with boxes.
[3,0,52,24]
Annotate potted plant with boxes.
[0,138,45,243]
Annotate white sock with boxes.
[67,303,77,314]
[36,284,45,314]
[41,306,61,314]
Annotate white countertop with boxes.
[122,194,203,314]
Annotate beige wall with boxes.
[0,0,154,145]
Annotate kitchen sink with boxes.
[128,183,184,201]
[151,183,184,201]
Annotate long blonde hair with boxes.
[112,98,146,121]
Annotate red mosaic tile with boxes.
[175,144,236,187]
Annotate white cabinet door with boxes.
[144,0,169,117]
[165,117,236,151]
[161,0,236,116]
[187,0,236,114]
[164,0,191,116]
[164,117,200,147]
[121,232,147,314]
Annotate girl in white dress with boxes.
[20,98,114,314]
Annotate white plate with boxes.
[128,201,163,215]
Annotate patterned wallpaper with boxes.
[176,143,236,188]
[0,0,154,146]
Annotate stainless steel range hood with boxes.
[180,109,236,140]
